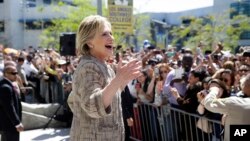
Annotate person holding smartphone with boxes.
[163,53,194,106]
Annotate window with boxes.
[25,21,42,30]
[26,0,36,7]
[43,0,51,5]
[44,21,54,28]
[230,1,250,18]
[182,19,191,25]
[25,20,53,30]
[0,0,3,3]
[240,31,250,39]
[0,21,4,32]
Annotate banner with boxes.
[108,0,133,33]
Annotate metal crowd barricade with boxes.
[40,77,64,104]
[130,103,224,141]
[20,86,35,103]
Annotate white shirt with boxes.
[22,60,39,77]
[204,87,250,141]
[127,80,137,98]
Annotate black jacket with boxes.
[0,78,22,132]
[121,86,137,120]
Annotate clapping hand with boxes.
[116,58,142,89]
[170,87,180,99]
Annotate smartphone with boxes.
[154,67,160,77]
[166,52,175,57]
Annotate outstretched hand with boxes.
[116,58,142,88]
[170,87,181,99]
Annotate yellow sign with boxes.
[108,0,133,33]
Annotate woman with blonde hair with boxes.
[67,15,141,141]
[147,63,172,106]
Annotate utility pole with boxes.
[97,0,102,16]
[22,0,26,49]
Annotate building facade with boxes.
[149,0,250,48]
[0,0,72,49]
[0,0,250,49]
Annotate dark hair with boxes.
[182,53,193,72]
[209,79,229,98]
[202,76,212,84]
[191,70,208,81]
[137,70,151,95]
[221,69,235,86]
[190,70,201,80]
[243,50,250,57]
[204,50,212,55]
[17,57,25,62]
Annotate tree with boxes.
[39,0,96,50]
[40,0,152,52]
[115,13,151,50]
[169,13,250,53]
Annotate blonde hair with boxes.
[156,63,172,80]
[76,15,111,56]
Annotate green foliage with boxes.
[39,0,96,50]
[40,0,151,51]
[169,12,250,53]
[38,0,151,49]
[118,13,151,49]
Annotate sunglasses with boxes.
[8,72,18,75]
[239,69,249,72]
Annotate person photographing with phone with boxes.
[163,53,194,107]
[146,63,172,106]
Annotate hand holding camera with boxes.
[154,67,160,78]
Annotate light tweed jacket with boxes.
[68,55,124,141]
[204,90,250,141]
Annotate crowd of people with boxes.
[0,45,76,140]
[1,14,250,141]
[121,41,250,140]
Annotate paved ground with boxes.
[20,128,70,141]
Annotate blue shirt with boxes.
[163,69,187,105]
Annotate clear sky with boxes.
[133,0,214,13]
